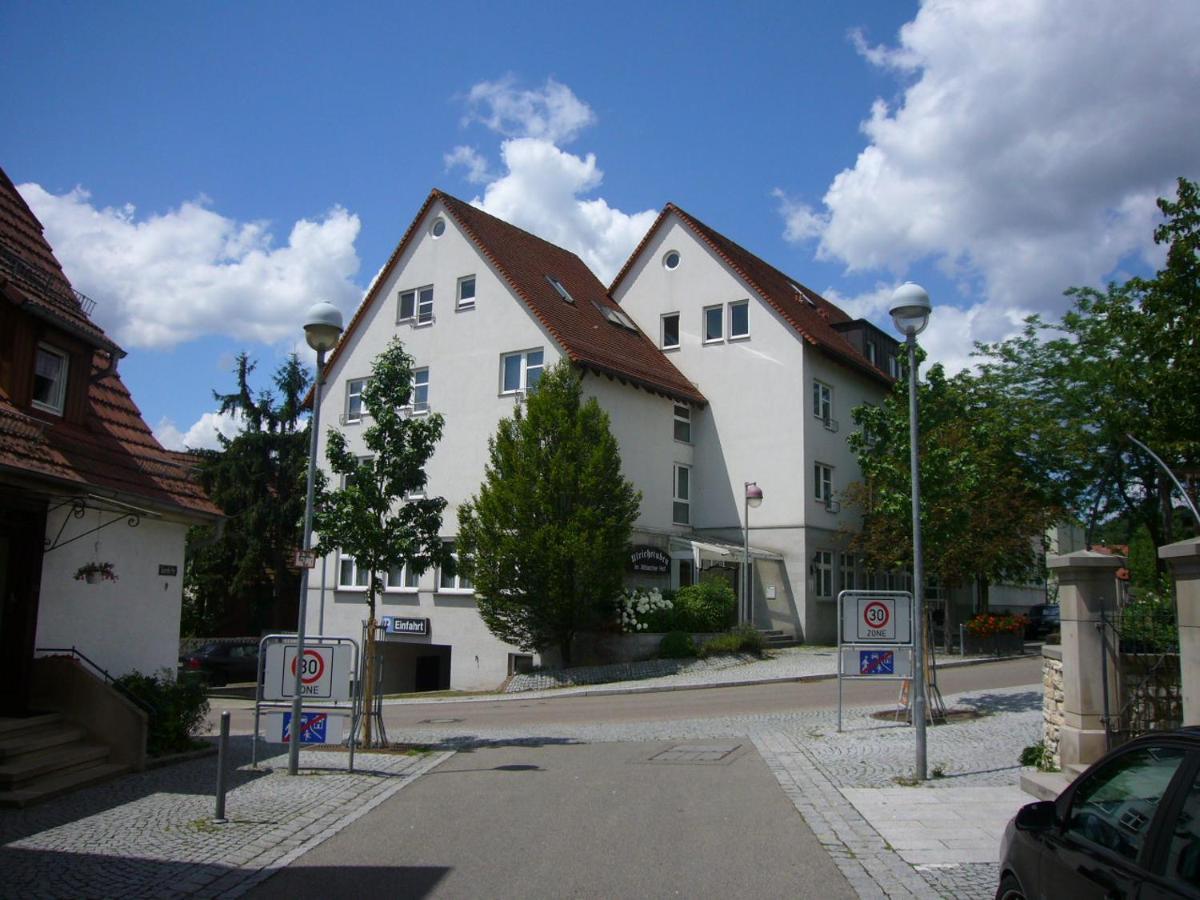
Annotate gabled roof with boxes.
[0,168,219,519]
[0,167,120,355]
[322,190,705,406]
[610,203,894,386]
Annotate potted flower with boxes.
[73,561,118,584]
[962,611,1028,656]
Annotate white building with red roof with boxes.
[308,189,938,690]
[0,166,221,719]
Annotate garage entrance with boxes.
[376,640,451,694]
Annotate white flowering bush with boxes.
[617,588,673,633]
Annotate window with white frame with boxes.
[398,285,434,325]
[457,275,476,309]
[411,367,429,412]
[888,354,901,378]
[342,455,373,490]
[814,463,833,505]
[345,378,365,423]
[813,550,833,598]
[31,344,69,415]
[662,312,680,349]
[439,540,474,592]
[385,562,420,591]
[729,300,749,339]
[866,339,877,365]
[337,552,370,589]
[703,305,723,343]
[813,380,832,423]
[673,405,691,443]
[673,463,691,525]
[838,552,856,594]
[501,349,544,394]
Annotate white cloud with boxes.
[444,145,495,184]
[471,138,659,284]
[781,0,1200,359]
[18,184,363,349]
[463,76,596,144]
[154,410,244,451]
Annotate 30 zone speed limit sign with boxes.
[839,592,912,644]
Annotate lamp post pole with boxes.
[289,302,343,776]
[889,282,932,783]
[743,482,762,626]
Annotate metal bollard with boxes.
[213,710,230,823]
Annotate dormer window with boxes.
[546,275,574,304]
[32,344,68,415]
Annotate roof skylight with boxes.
[546,275,575,304]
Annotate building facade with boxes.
[306,190,905,691]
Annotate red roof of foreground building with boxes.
[609,203,894,386]
[322,190,705,407]
[0,167,219,519]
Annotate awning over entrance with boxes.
[669,535,782,569]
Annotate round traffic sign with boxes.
[863,601,890,630]
[290,649,326,684]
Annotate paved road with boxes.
[249,741,857,900]
[206,657,1040,736]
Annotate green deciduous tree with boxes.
[846,361,1063,611]
[457,362,641,665]
[313,338,451,743]
[183,353,311,636]
[973,177,1200,558]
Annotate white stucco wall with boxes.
[613,214,890,642]
[36,508,188,679]
[306,199,691,689]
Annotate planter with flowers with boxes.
[73,561,118,585]
[961,612,1028,656]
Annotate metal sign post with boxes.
[836,590,914,733]
[252,633,360,772]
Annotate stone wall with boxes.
[1042,645,1064,768]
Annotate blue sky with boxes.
[2,1,1197,448]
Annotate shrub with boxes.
[963,612,1028,637]
[699,624,766,658]
[1019,742,1058,772]
[616,588,674,633]
[673,580,736,632]
[658,630,697,659]
[1120,591,1178,653]
[114,670,210,756]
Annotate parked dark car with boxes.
[178,641,260,687]
[998,728,1200,899]
[1025,603,1060,639]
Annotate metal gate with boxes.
[1102,591,1181,747]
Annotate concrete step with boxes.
[1020,769,1072,801]
[0,742,110,788]
[0,713,63,739]
[0,762,129,809]
[0,725,87,761]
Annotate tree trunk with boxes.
[977,576,990,614]
[363,593,376,747]
[560,636,572,668]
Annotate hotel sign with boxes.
[629,546,670,574]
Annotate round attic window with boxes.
[431,218,447,238]
[663,250,681,270]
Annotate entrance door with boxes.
[414,655,441,692]
[0,501,47,716]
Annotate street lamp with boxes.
[288,300,343,776]
[889,281,931,781]
[743,482,763,625]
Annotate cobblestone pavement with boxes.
[0,740,450,900]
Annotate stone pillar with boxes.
[1048,550,1123,768]
[1160,538,1200,726]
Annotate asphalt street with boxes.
[248,741,857,900]
[203,656,1041,736]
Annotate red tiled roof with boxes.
[610,204,894,386]
[0,167,219,519]
[0,167,117,353]
[320,190,705,407]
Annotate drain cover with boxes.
[649,743,741,764]
[417,717,463,724]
